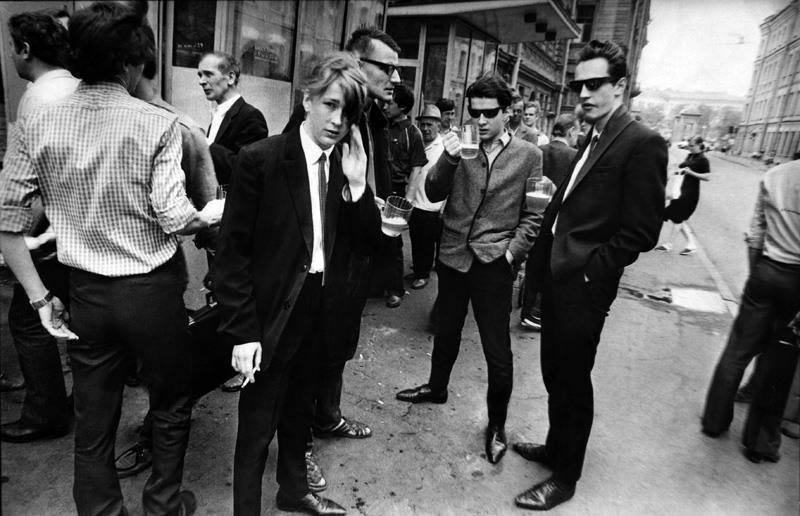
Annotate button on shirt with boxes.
[299,122,334,273]
[206,93,241,143]
[0,82,196,276]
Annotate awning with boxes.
[387,0,581,43]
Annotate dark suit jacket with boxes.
[210,97,269,184]
[540,139,578,187]
[214,127,381,369]
[528,105,667,284]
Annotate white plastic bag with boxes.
[665,170,684,204]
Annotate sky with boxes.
[638,0,790,96]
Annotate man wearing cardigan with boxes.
[396,74,542,465]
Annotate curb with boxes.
[685,222,738,317]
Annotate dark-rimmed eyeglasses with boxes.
[568,77,615,93]
[360,58,397,77]
[467,107,502,119]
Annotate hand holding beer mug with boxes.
[458,125,479,159]
[377,195,412,237]
[526,176,555,212]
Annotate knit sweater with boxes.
[426,135,543,272]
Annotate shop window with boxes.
[294,0,346,103]
[483,41,498,74]
[466,37,485,87]
[233,1,296,82]
[421,22,449,108]
[345,0,385,37]
[386,18,421,59]
[173,0,217,68]
[449,24,471,124]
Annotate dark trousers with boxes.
[540,266,620,486]
[429,258,514,427]
[9,260,70,427]
[234,274,323,515]
[702,256,800,435]
[68,255,192,516]
[372,233,404,297]
[743,331,799,459]
[521,254,542,319]
[408,208,441,279]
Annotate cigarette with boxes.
[241,377,250,388]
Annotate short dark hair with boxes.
[393,83,415,114]
[345,27,400,57]
[8,11,70,68]
[577,40,628,82]
[67,1,153,83]
[552,114,575,137]
[202,52,241,85]
[465,73,514,110]
[435,97,455,112]
[691,136,705,151]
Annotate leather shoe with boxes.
[513,442,554,468]
[276,492,346,515]
[395,384,447,404]
[386,294,403,308]
[0,373,25,392]
[514,477,575,511]
[485,426,507,464]
[0,419,70,443]
[178,490,197,516]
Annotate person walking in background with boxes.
[436,97,456,135]
[0,2,224,513]
[406,105,446,290]
[396,73,542,466]
[214,52,380,516]
[383,83,427,304]
[520,114,577,331]
[522,100,550,147]
[515,40,666,510]
[507,96,536,144]
[701,158,800,444]
[198,51,268,185]
[0,9,78,445]
[655,136,710,256]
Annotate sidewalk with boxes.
[1,235,798,515]
[706,151,773,171]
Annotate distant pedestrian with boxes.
[406,104,446,289]
[436,97,456,134]
[655,136,711,256]
[701,159,800,446]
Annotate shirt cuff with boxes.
[444,152,460,165]
[0,206,34,233]
[342,182,365,203]
[154,196,197,234]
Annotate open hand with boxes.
[342,124,367,185]
[38,296,78,340]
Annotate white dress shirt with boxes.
[206,93,241,144]
[553,128,600,235]
[407,134,445,212]
[299,122,334,273]
[17,68,79,120]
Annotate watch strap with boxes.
[29,291,53,310]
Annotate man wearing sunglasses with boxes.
[514,40,667,511]
[396,73,542,467]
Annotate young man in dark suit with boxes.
[514,40,667,511]
[214,53,381,516]
[198,52,268,185]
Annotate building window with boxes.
[386,18,422,59]
[233,0,297,82]
[173,0,217,68]
[345,0,385,36]
[294,0,345,103]
[421,22,449,107]
[576,4,595,43]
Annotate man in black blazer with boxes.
[520,113,579,331]
[513,40,667,511]
[198,52,269,185]
[214,53,381,515]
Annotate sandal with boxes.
[679,248,696,256]
[316,417,372,439]
[115,442,152,479]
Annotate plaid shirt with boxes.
[0,82,196,276]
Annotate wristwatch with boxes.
[29,291,53,310]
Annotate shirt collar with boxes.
[425,134,443,150]
[482,129,510,150]
[213,93,241,115]
[299,121,334,164]
[33,68,75,85]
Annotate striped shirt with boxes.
[0,82,196,276]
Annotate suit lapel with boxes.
[215,97,244,144]
[283,129,314,257]
[564,106,634,198]
[324,148,344,265]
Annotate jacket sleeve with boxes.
[214,144,264,347]
[210,107,269,184]
[424,151,460,202]
[182,124,219,207]
[584,131,667,281]
[507,145,543,263]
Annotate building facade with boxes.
[735,0,800,161]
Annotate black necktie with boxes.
[589,134,599,155]
[317,153,328,263]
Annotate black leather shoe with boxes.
[485,426,507,464]
[514,477,575,511]
[178,490,197,516]
[395,384,447,404]
[276,492,346,515]
[0,419,70,443]
[513,442,554,468]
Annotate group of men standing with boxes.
[0,2,672,515]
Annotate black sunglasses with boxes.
[360,58,397,77]
[568,76,616,93]
[467,107,503,119]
